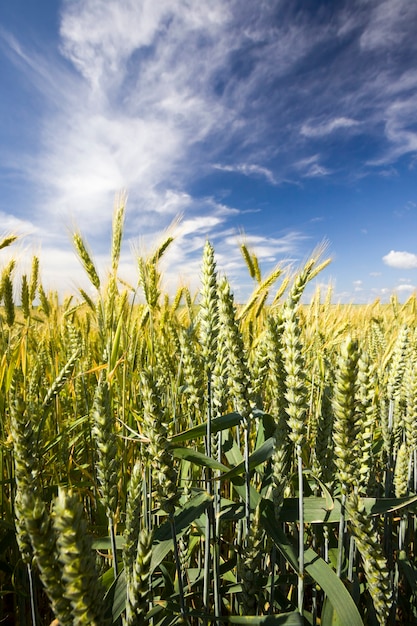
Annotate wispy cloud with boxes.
[301,117,360,138]
[0,211,39,237]
[359,0,417,51]
[213,163,277,184]
[378,99,417,163]
[383,250,417,269]
[295,155,331,178]
[224,231,309,261]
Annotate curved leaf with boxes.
[171,447,229,472]
[276,493,417,524]
[169,411,242,444]
[103,569,126,622]
[261,500,364,626]
[218,437,275,481]
[151,491,212,572]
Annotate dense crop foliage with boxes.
[1,202,417,625]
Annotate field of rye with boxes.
[1,200,417,625]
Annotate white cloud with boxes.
[224,231,308,259]
[396,284,415,293]
[301,117,360,138]
[371,98,417,165]
[0,212,39,237]
[294,155,331,178]
[59,0,229,92]
[307,164,331,177]
[360,0,417,51]
[386,69,417,96]
[213,163,277,185]
[383,250,417,269]
[379,167,399,178]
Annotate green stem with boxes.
[204,378,213,621]
[297,445,304,615]
[109,515,118,579]
[336,493,346,578]
[203,516,211,622]
[27,563,37,626]
[244,422,251,543]
[269,545,276,614]
[170,514,188,625]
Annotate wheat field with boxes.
[1,200,417,625]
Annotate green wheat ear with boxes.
[21,274,30,320]
[140,368,179,515]
[123,460,144,583]
[111,192,126,274]
[332,336,361,495]
[394,441,409,498]
[91,375,119,516]
[347,493,393,625]
[281,294,308,451]
[261,314,291,519]
[123,459,153,626]
[199,240,219,375]
[125,527,153,626]
[180,326,204,421]
[29,254,39,304]
[356,350,377,495]
[240,241,261,282]
[21,493,73,626]
[217,275,253,420]
[73,231,101,290]
[240,505,265,616]
[53,488,109,626]
[10,395,39,565]
[38,282,51,316]
[1,260,15,326]
[0,233,18,250]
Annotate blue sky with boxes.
[1,0,417,303]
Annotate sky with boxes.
[1,0,417,304]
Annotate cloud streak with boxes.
[213,163,277,185]
[301,117,360,138]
